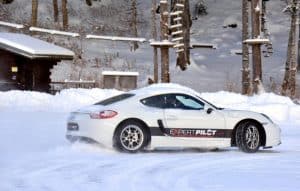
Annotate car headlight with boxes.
[261,113,274,124]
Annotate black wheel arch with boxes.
[231,119,266,147]
[113,118,151,147]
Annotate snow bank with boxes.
[0,88,121,112]
[201,91,300,124]
[0,84,299,124]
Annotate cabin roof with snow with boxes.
[0,33,75,60]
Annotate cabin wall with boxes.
[0,50,19,90]
[0,50,57,92]
[17,59,54,92]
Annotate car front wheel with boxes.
[236,121,261,153]
[114,120,149,153]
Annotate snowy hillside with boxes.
[1,86,300,191]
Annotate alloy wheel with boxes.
[245,125,260,150]
[120,125,144,151]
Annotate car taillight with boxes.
[90,110,118,119]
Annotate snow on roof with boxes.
[0,21,24,29]
[29,27,80,37]
[0,33,75,60]
[86,35,147,43]
[102,71,139,76]
[150,40,175,47]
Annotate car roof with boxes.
[130,83,201,98]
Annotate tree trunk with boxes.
[282,0,297,98]
[183,0,191,66]
[53,0,58,22]
[131,0,139,51]
[242,0,251,95]
[298,7,300,73]
[31,0,38,27]
[160,1,169,83]
[251,0,263,94]
[173,0,191,71]
[152,0,158,83]
[61,0,68,30]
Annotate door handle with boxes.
[166,115,178,120]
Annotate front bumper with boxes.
[263,122,281,147]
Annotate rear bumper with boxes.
[66,115,119,148]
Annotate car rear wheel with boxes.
[114,120,149,153]
[236,121,261,153]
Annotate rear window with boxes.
[94,93,135,106]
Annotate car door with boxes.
[163,93,226,139]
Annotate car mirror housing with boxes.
[206,108,213,114]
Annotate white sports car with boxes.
[66,84,281,153]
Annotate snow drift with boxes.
[0,85,299,124]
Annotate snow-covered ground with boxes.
[1,86,300,191]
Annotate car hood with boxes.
[221,108,267,122]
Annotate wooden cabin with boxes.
[0,33,74,92]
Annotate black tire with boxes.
[113,120,149,153]
[236,121,261,153]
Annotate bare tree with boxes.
[151,0,158,83]
[281,0,298,98]
[53,0,58,22]
[31,0,38,27]
[61,0,68,30]
[242,0,251,95]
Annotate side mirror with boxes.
[206,108,213,114]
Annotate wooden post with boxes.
[242,0,251,95]
[251,0,262,93]
[160,1,170,83]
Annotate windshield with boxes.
[94,93,135,106]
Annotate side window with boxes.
[140,95,166,109]
[165,94,204,110]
